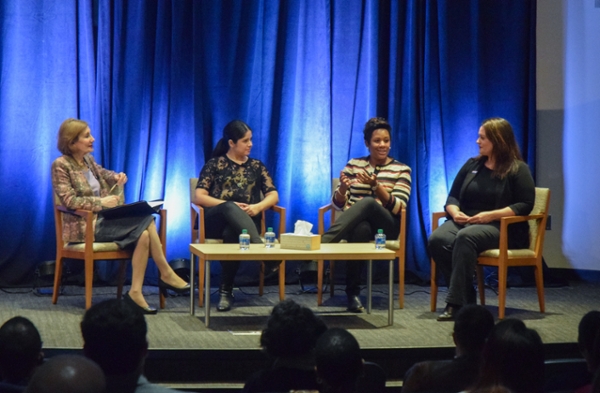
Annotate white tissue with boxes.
[293,220,314,235]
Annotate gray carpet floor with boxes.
[0,281,598,351]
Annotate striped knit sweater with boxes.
[332,156,411,216]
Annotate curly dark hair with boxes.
[260,300,327,358]
[363,117,392,143]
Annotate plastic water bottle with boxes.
[375,229,386,250]
[239,229,250,250]
[265,227,276,248]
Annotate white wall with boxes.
[537,0,600,271]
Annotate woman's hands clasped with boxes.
[451,210,496,225]
[234,202,261,217]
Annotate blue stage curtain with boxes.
[0,0,535,286]
[0,0,95,285]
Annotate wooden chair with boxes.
[430,187,550,319]
[189,178,286,307]
[52,194,167,310]
[317,179,407,308]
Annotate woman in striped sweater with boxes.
[322,117,411,312]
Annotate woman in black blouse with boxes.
[428,118,535,321]
[194,120,279,312]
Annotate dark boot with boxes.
[217,285,234,312]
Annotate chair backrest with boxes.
[329,178,342,224]
[190,178,199,243]
[528,187,550,250]
[53,193,65,246]
[190,178,198,203]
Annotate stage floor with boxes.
[1,280,598,351]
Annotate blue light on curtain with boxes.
[0,0,536,286]
[0,0,94,285]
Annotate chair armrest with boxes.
[497,214,546,252]
[56,206,95,246]
[431,211,446,232]
[266,205,286,239]
[318,204,334,235]
[499,214,544,227]
[192,204,206,243]
[158,208,167,255]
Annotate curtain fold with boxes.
[0,0,536,286]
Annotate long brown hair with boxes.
[478,118,523,179]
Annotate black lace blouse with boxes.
[196,156,277,204]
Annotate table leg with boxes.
[189,253,195,316]
[205,259,211,328]
[388,259,394,325]
[367,260,372,314]
[317,260,323,306]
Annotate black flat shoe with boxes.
[347,295,364,313]
[123,293,157,315]
[158,279,191,295]
[437,303,460,322]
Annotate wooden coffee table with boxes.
[189,243,396,327]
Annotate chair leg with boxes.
[317,260,324,306]
[52,256,64,305]
[198,259,205,307]
[430,259,437,312]
[534,262,545,313]
[85,257,94,310]
[498,265,508,319]
[329,261,335,297]
[259,262,265,296]
[279,261,285,301]
[476,265,486,305]
[159,288,166,309]
[398,256,405,309]
[116,260,127,299]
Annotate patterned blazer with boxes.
[51,154,123,243]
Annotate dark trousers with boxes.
[321,198,400,296]
[204,201,262,287]
[428,220,503,306]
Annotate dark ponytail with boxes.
[211,120,251,158]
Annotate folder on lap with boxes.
[99,200,163,219]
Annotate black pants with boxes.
[428,220,506,306]
[204,201,262,287]
[321,198,399,296]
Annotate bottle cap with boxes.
[377,229,383,234]
[242,229,248,234]
[268,227,273,232]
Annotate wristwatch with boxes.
[371,182,378,191]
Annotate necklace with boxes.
[226,153,247,165]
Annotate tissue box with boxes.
[280,234,321,250]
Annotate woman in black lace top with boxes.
[194,120,279,311]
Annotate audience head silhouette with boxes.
[315,328,363,393]
[0,316,43,385]
[578,310,600,373]
[261,299,327,359]
[80,298,148,376]
[25,354,105,393]
[453,305,495,355]
[474,318,544,393]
